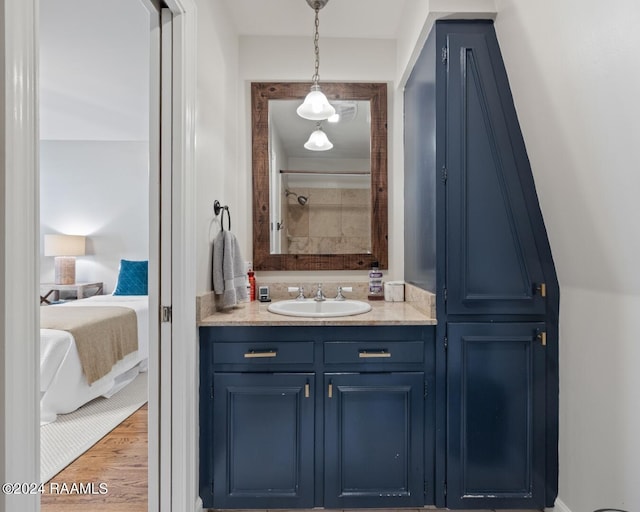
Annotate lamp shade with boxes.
[297,85,336,121]
[44,234,86,257]
[304,126,333,151]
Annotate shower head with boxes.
[285,189,309,206]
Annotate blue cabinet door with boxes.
[447,322,546,509]
[211,372,315,509]
[324,372,426,508]
[443,24,548,316]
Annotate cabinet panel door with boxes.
[447,322,545,509]
[211,373,314,509]
[324,372,425,508]
[445,29,547,316]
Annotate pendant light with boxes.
[304,123,333,151]
[297,0,336,121]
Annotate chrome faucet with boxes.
[314,283,326,302]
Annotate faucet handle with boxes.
[288,286,305,300]
[335,286,352,300]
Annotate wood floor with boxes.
[41,404,148,511]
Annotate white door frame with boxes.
[1,3,40,512]
[145,2,163,511]
[1,0,198,510]
[159,1,199,510]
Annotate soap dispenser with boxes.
[367,261,384,300]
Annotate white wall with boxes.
[494,1,640,510]
[39,0,150,141]
[194,0,240,294]
[39,141,149,292]
[39,0,151,293]
[239,35,398,281]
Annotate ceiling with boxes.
[221,0,408,39]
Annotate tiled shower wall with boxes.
[284,187,371,254]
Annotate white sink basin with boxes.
[267,299,372,318]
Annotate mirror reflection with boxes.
[269,99,372,255]
[251,82,387,271]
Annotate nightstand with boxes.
[40,281,103,304]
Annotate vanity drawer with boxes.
[324,341,424,365]
[213,341,314,365]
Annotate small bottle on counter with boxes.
[247,269,256,301]
[367,261,384,301]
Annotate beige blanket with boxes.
[40,306,138,385]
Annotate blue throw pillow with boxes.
[113,259,148,295]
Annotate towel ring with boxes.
[214,200,231,231]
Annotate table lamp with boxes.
[44,234,86,285]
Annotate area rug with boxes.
[40,372,148,482]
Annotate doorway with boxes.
[38,0,160,509]
[2,0,197,510]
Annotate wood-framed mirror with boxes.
[252,82,388,271]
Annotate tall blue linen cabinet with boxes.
[404,20,559,509]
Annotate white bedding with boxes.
[40,295,149,425]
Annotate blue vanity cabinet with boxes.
[323,372,426,508]
[211,372,315,509]
[199,328,317,509]
[322,335,433,507]
[404,20,559,510]
[199,325,436,509]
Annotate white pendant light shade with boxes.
[298,1,334,121]
[297,85,336,121]
[304,125,333,151]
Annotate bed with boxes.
[40,294,149,425]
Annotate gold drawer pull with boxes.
[358,350,391,358]
[244,350,278,359]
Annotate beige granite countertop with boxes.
[199,299,436,326]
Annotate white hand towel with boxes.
[212,230,248,308]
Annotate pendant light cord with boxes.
[312,6,321,85]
